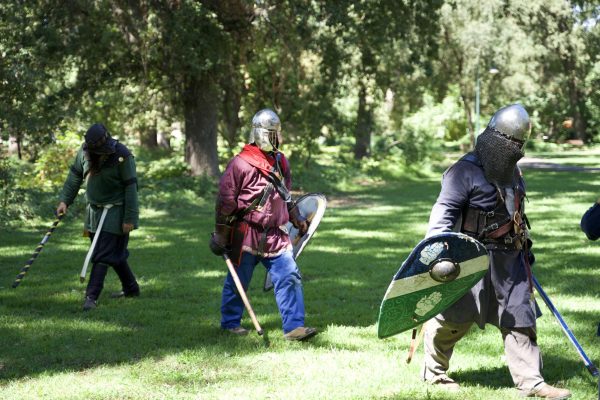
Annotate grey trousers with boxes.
[422,317,544,391]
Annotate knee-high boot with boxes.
[113,261,139,294]
[86,263,109,300]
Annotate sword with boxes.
[533,275,599,377]
[12,212,65,288]
[80,204,113,283]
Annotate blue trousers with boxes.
[220,251,305,334]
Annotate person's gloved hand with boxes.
[209,224,232,256]
[288,203,309,236]
[297,220,309,236]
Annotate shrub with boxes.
[0,155,61,225]
[28,131,80,190]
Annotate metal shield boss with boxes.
[263,193,327,291]
[377,232,489,338]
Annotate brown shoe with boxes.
[523,383,571,399]
[429,375,460,392]
[225,326,249,336]
[284,327,318,341]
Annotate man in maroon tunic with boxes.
[209,109,317,341]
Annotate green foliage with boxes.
[29,131,80,190]
[0,145,201,227]
[378,93,463,166]
[137,157,190,181]
[0,155,58,225]
[140,175,216,212]
[134,150,216,210]
[3,0,600,178]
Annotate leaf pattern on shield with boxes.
[419,242,444,265]
[415,291,442,316]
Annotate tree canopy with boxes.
[1,0,599,175]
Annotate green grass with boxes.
[1,152,599,399]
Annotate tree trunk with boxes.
[8,133,21,159]
[556,14,588,142]
[157,129,171,150]
[140,120,158,149]
[354,81,372,160]
[221,68,242,153]
[566,73,588,141]
[184,74,220,177]
[458,85,475,149]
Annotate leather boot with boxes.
[522,383,571,399]
[428,375,460,392]
[225,326,250,336]
[110,290,140,299]
[284,327,318,341]
[82,296,97,311]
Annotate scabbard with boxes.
[80,205,112,283]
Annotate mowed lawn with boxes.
[1,154,599,399]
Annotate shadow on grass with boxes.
[1,167,599,388]
[452,354,590,388]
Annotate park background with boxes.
[1,1,599,399]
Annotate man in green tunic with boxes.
[57,123,140,311]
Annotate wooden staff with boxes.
[406,323,426,364]
[223,253,263,335]
[12,212,64,288]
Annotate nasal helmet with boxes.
[249,109,281,151]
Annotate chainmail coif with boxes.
[475,127,524,187]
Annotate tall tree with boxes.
[106,1,253,176]
[319,0,442,159]
[514,0,597,141]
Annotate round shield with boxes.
[286,193,327,258]
[377,232,489,338]
[263,193,327,291]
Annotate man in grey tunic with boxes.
[422,104,571,399]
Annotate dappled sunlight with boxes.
[140,209,169,219]
[2,157,600,399]
[0,365,147,400]
[535,295,600,313]
[331,229,397,240]
[3,315,135,334]
[318,277,369,288]
[193,269,224,279]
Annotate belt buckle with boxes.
[504,236,514,244]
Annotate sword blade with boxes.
[533,275,599,377]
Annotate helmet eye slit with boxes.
[499,132,525,148]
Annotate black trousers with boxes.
[86,231,139,300]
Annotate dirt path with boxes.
[518,157,600,172]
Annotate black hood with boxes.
[82,123,117,155]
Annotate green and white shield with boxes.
[377,232,489,339]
